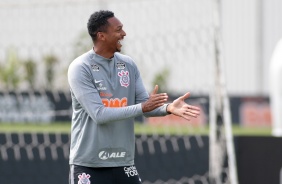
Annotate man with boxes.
[68,10,200,184]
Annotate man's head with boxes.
[87,10,126,54]
[87,10,114,42]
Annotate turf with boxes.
[0,122,272,136]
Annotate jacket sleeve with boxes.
[68,60,144,124]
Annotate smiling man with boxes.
[68,10,200,184]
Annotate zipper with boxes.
[108,61,111,80]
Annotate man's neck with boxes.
[93,47,114,59]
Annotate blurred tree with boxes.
[0,48,22,90]
[23,58,37,90]
[62,31,92,79]
[152,68,170,93]
[44,54,58,90]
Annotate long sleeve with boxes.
[68,59,144,124]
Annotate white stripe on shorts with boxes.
[70,165,74,184]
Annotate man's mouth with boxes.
[118,39,123,46]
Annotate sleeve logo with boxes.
[118,70,130,88]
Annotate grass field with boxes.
[0,122,272,136]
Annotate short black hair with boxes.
[87,10,114,42]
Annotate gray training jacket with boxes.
[68,49,169,168]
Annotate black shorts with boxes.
[69,164,142,184]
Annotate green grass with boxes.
[0,122,273,136]
[232,125,272,136]
[0,122,72,133]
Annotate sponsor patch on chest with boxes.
[116,62,126,69]
[102,97,127,107]
[94,79,107,91]
[91,64,99,71]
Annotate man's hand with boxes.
[142,85,168,112]
[166,92,200,121]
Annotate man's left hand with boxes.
[166,92,200,121]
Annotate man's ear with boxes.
[97,32,106,41]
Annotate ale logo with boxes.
[98,149,127,161]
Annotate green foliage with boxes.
[0,48,22,90]
[23,58,36,90]
[152,68,170,93]
[43,54,58,89]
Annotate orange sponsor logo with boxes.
[100,92,113,97]
[102,98,128,107]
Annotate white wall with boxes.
[0,0,281,95]
[262,0,282,95]
[222,0,282,95]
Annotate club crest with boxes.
[118,70,130,88]
[78,173,91,184]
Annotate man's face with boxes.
[103,17,126,53]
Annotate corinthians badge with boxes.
[118,70,130,88]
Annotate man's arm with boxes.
[133,64,200,120]
[68,61,167,124]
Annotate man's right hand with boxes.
[141,85,168,112]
